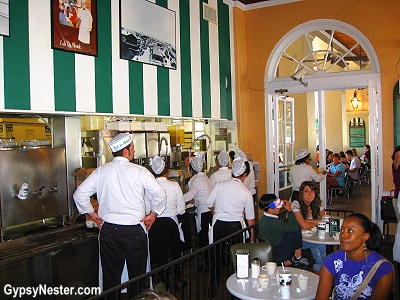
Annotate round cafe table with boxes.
[301,230,340,255]
[226,267,319,300]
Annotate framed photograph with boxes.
[120,0,176,69]
[52,0,98,56]
[0,0,9,37]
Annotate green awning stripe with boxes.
[129,62,144,115]
[4,0,30,110]
[157,0,170,116]
[179,0,192,117]
[218,0,232,120]
[53,51,76,112]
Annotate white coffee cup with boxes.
[262,262,277,275]
[279,271,292,299]
[258,274,270,288]
[298,274,309,290]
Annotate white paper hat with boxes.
[296,148,310,160]
[217,150,229,167]
[191,156,204,172]
[235,149,248,162]
[151,155,165,175]
[232,157,246,177]
[108,133,132,153]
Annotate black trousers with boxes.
[148,218,182,282]
[212,220,242,284]
[273,224,302,263]
[99,222,148,292]
[199,211,212,248]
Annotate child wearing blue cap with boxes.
[258,194,315,267]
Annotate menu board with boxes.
[394,95,400,147]
[349,118,365,147]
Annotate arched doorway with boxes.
[264,19,382,223]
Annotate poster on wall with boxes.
[52,0,98,56]
[0,0,9,37]
[349,117,365,147]
[120,0,176,69]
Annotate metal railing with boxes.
[89,224,257,300]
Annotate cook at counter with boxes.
[73,133,166,293]
[183,155,213,248]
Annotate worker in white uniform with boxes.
[209,150,232,186]
[288,148,326,201]
[235,149,256,198]
[206,157,255,244]
[205,157,255,297]
[73,133,166,295]
[147,155,186,290]
[183,155,213,248]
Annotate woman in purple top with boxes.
[316,213,393,300]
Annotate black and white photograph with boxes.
[120,0,176,69]
[0,0,9,37]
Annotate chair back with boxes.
[230,242,273,272]
[380,196,397,224]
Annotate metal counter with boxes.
[0,223,99,299]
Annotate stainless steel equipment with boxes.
[146,132,159,159]
[81,130,118,168]
[130,131,146,165]
[0,148,68,231]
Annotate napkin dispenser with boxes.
[236,249,250,278]
[330,216,343,236]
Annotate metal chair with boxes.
[380,192,397,245]
[346,170,363,196]
[328,173,349,204]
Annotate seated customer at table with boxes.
[316,213,393,300]
[326,153,346,189]
[292,181,326,274]
[345,149,361,180]
[258,194,314,267]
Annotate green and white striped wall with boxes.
[1,0,234,120]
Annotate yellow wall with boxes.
[234,0,400,198]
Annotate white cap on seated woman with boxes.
[296,148,310,161]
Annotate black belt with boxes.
[103,222,141,227]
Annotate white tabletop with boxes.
[301,231,340,245]
[226,267,319,300]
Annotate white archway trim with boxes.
[264,19,383,223]
[265,19,380,85]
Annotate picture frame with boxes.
[52,0,98,56]
[120,0,176,69]
[0,0,9,37]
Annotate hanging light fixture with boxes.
[351,90,360,109]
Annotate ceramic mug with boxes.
[258,274,270,288]
[261,262,277,275]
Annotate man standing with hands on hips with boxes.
[73,133,166,294]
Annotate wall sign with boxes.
[349,118,365,147]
